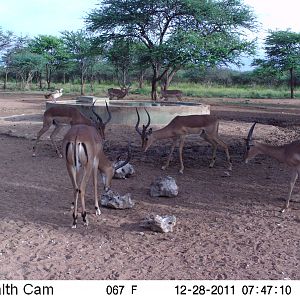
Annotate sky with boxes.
[0,0,299,69]
[0,0,98,37]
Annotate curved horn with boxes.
[246,122,257,148]
[114,141,132,171]
[144,108,151,130]
[135,108,142,136]
[91,101,104,124]
[104,101,112,125]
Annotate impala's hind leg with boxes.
[32,122,52,157]
[200,132,218,168]
[161,137,178,171]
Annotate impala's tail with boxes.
[65,137,88,172]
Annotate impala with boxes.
[160,88,183,101]
[32,102,111,158]
[107,86,130,100]
[63,124,131,228]
[135,109,232,173]
[245,122,300,212]
[44,88,63,102]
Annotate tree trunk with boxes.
[38,72,43,90]
[80,72,85,95]
[46,64,51,89]
[164,68,179,90]
[151,64,159,100]
[290,67,294,99]
[138,70,144,89]
[3,68,8,90]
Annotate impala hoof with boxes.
[72,224,77,229]
[32,153,36,157]
[95,208,101,215]
[281,207,288,213]
[161,166,167,170]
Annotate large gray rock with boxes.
[114,162,135,179]
[100,190,134,209]
[141,214,177,233]
[149,176,178,197]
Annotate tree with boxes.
[105,38,133,87]
[253,30,300,98]
[1,34,30,89]
[61,30,97,95]
[86,0,257,100]
[9,50,46,89]
[29,35,66,89]
[0,27,14,51]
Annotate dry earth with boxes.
[0,92,299,280]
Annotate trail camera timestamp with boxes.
[175,284,292,296]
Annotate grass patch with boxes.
[1,81,299,99]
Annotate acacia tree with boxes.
[1,34,30,89]
[61,30,96,95]
[106,38,133,87]
[9,50,46,89]
[254,30,300,99]
[86,0,257,100]
[29,35,66,89]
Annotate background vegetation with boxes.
[0,0,300,99]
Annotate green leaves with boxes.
[86,0,257,99]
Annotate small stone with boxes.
[149,176,178,197]
[141,214,177,233]
[114,162,135,179]
[100,190,134,209]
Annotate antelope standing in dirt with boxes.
[107,86,130,100]
[63,124,131,228]
[32,102,111,157]
[135,109,232,173]
[245,122,300,212]
[44,88,63,102]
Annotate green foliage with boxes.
[253,30,300,98]
[86,0,257,99]
[0,27,14,51]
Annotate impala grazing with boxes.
[63,124,131,228]
[107,86,130,100]
[32,102,111,158]
[135,109,232,173]
[245,122,300,212]
[44,88,63,102]
[160,88,183,101]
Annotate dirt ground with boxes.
[0,92,299,280]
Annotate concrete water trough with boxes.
[46,96,210,126]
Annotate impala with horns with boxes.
[107,85,130,100]
[135,109,232,173]
[245,122,300,212]
[32,102,111,158]
[44,88,63,103]
[63,124,131,228]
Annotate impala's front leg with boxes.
[161,138,177,171]
[282,170,298,213]
[178,136,186,174]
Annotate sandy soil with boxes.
[0,92,299,280]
